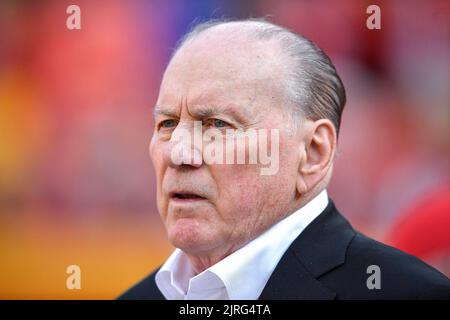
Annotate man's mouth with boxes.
[169,192,207,202]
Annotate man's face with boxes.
[149,33,301,257]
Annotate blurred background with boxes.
[0,0,449,299]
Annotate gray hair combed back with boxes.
[173,18,346,137]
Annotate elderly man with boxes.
[120,19,450,300]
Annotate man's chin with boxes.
[167,219,220,254]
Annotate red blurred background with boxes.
[0,0,449,299]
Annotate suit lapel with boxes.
[258,249,337,299]
[259,199,355,300]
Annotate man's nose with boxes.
[163,123,203,169]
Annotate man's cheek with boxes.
[227,175,261,211]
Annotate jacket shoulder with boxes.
[117,269,165,300]
[321,232,450,299]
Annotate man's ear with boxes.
[296,119,336,194]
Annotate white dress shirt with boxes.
[155,190,329,300]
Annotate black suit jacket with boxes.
[119,200,450,299]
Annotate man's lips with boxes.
[169,191,208,202]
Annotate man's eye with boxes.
[159,119,178,129]
[210,119,229,128]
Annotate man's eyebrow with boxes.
[192,105,251,124]
[153,105,251,123]
[153,106,177,117]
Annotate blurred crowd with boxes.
[0,0,448,297]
